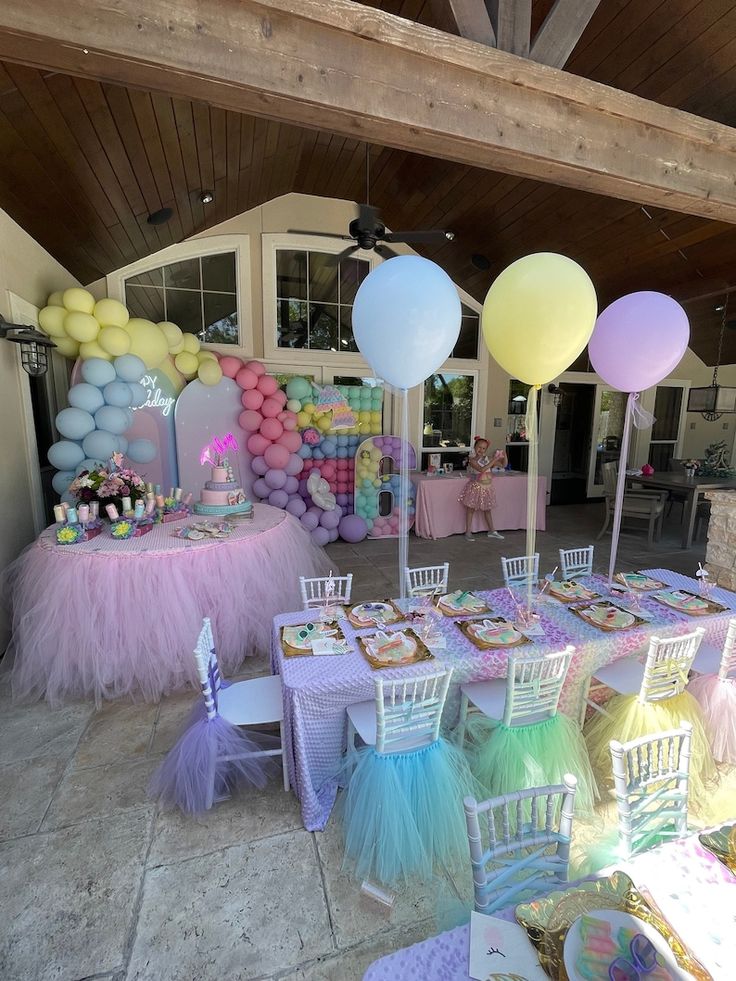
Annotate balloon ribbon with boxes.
[525,385,542,609]
[399,387,410,599]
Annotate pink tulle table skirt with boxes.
[4,505,332,706]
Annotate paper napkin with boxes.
[468,912,547,980]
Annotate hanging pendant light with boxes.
[687,295,736,420]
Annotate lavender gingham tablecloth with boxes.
[362,831,736,980]
[271,569,736,832]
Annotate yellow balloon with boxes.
[181,333,201,355]
[302,403,316,416]
[94,298,129,328]
[198,350,217,362]
[174,351,199,379]
[52,336,81,359]
[38,305,68,337]
[64,311,100,343]
[317,416,331,432]
[157,356,187,395]
[98,325,131,356]
[124,318,169,369]
[198,359,223,386]
[79,340,113,361]
[482,253,597,386]
[296,411,310,428]
[62,287,96,314]
[157,320,183,349]
[47,290,65,307]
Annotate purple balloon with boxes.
[307,506,322,518]
[268,489,289,508]
[300,511,319,531]
[286,497,307,517]
[319,509,341,530]
[252,455,268,476]
[284,475,299,494]
[298,479,309,496]
[589,292,690,392]
[328,527,339,542]
[252,477,270,499]
[338,513,368,543]
[311,526,330,547]
[336,493,348,507]
[264,468,287,490]
[334,505,343,518]
[285,453,304,476]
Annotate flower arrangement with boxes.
[682,458,700,473]
[56,525,84,545]
[68,452,146,514]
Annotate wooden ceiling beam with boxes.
[2,1,736,223]
[428,0,496,47]
[530,0,603,69]
[489,0,531,58]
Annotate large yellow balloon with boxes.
[94,298,129,329]
[52,336,81,358]
[198,359,223,386]
[197,350,217,362]
[174,351,199,379]
[98,325,132,356]
[47,291,65,307]
[64,311,100,343]
[124,318,169,369]
[38,305,68,337]
[157,355,187,395]
[181,332,201,355]
[62,288,96,314]
[482,253,597,385]
[79,339,113,361]
[157,321,183,350]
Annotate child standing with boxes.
[459,437,506,541]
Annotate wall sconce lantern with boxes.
[0,316,56,376]
[547,383,564,407]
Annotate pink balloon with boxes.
[285,453,304,476]
[245,360,266,376]
[336,459,348,470]
[321,463,336,478]
[589,292,690,392]
[240,409,263,432]
[337,482,348,493]
[277,430,302,453]
[260,417,284,441]
[265,468,287,490]
[219,356,243,378]
[282,416,297,431]
[261,397,282,418]
[273,389,287,406]
[311,526,330,547]
[236,367,258,390]
[277,411,288,422]
[268,489,289,509]
[257,374,279,397]
[242,388,264,410]
[300,511,319,531]
[251,455,268,476]
[264,443,289,469]
[252,478,270,499]
[247,433,270,456]
[286,497,306,517]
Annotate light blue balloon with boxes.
[122,408,134,428]
[113,354,146,383]
[298,444,312,459]
[52,470,74,495]
[55,407,96,441]
[68,383,105,414]
[116,435,129,455]
[60,490,76,506]
[321,440,336,457]
[127,438,157,464]
[337,448,348,459]
[103,381,133,407]
[336,435,348,447]
[83,430,117,461]
[94,405,129,435]
[127,382,147,407]
[81,358,116,388]
[312,448,324,460]
[48,440,85,471]
[76,458,105,475]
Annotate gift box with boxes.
[159,508,191,523]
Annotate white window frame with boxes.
[105,234,252,355]
[419,367,481,458]
[646,379,690,466]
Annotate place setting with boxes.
[280,620,351,657]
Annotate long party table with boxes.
[363,831,736,980]
[412,471,547,539]
[5,504,331,706]
[627,472,736,548]
[271,569,736,831]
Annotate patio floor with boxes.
[0,504,723,981]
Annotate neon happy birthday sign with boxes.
[200,432,239,466]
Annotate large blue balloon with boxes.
[68,383,105,414]
[116,435,129,454]
[52,470,75,495]
[103,381,132,407]
[55,407,96,441]
[48,440,85,471]
[76,458,105,475]
[126,438,157,464]
[114,354,146,383]
[94,405,129,435]
[81,358,116,388]
[83,430,117,461]
[127,382,147,407]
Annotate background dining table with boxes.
[626,472,736,548]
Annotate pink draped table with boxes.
[412,471,547,539]
[363,831,736,979]
[4,504,331,705]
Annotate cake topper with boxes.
[200,432,239,467]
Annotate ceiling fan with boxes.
[288,147,455,264]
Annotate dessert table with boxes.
[4,504,331,706]
[412,471,547,539]
[363,831,736,980]
[271,569,736,831]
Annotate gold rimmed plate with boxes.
[456,616,531,650]
[357,628,433,669]
[570,602,647,633]
[699,823,736,875]
[280,622,347,657]
[345,601,402,629]
[547,580,601,604]
[435,589,492,617]
[652,589,727,617]
[615,572,667,591]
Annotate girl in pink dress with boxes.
[459,437,506,541]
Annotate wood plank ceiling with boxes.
[1,0,736,364]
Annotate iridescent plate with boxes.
[699,823,736,875]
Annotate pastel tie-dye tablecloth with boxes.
[271,569,736,831]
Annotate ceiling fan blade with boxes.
[375,244,399,260]
[383,229,455,244]
[287,229,355,241]
[326,245,362,266]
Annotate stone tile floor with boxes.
[1,503,726,981]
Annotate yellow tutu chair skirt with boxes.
[584,691,715,800]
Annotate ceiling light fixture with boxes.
[0,317,56,376]
[199,191,214,204]
[471,254,491,270]
[687,295,736,420]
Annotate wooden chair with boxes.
[597,461,667,546]
[404,562,450,598]
[559,545,594,580]
[501,553,539,591]
[299,573,353,609]
[463,776,577,914]
[610,723,692,859]
[690,617,736,677]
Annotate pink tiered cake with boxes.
[194,461,253,517]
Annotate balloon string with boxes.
[398,387,410,600]
[607,391,637,584]
[525,385,541,609]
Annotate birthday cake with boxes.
[194,462,253,517]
